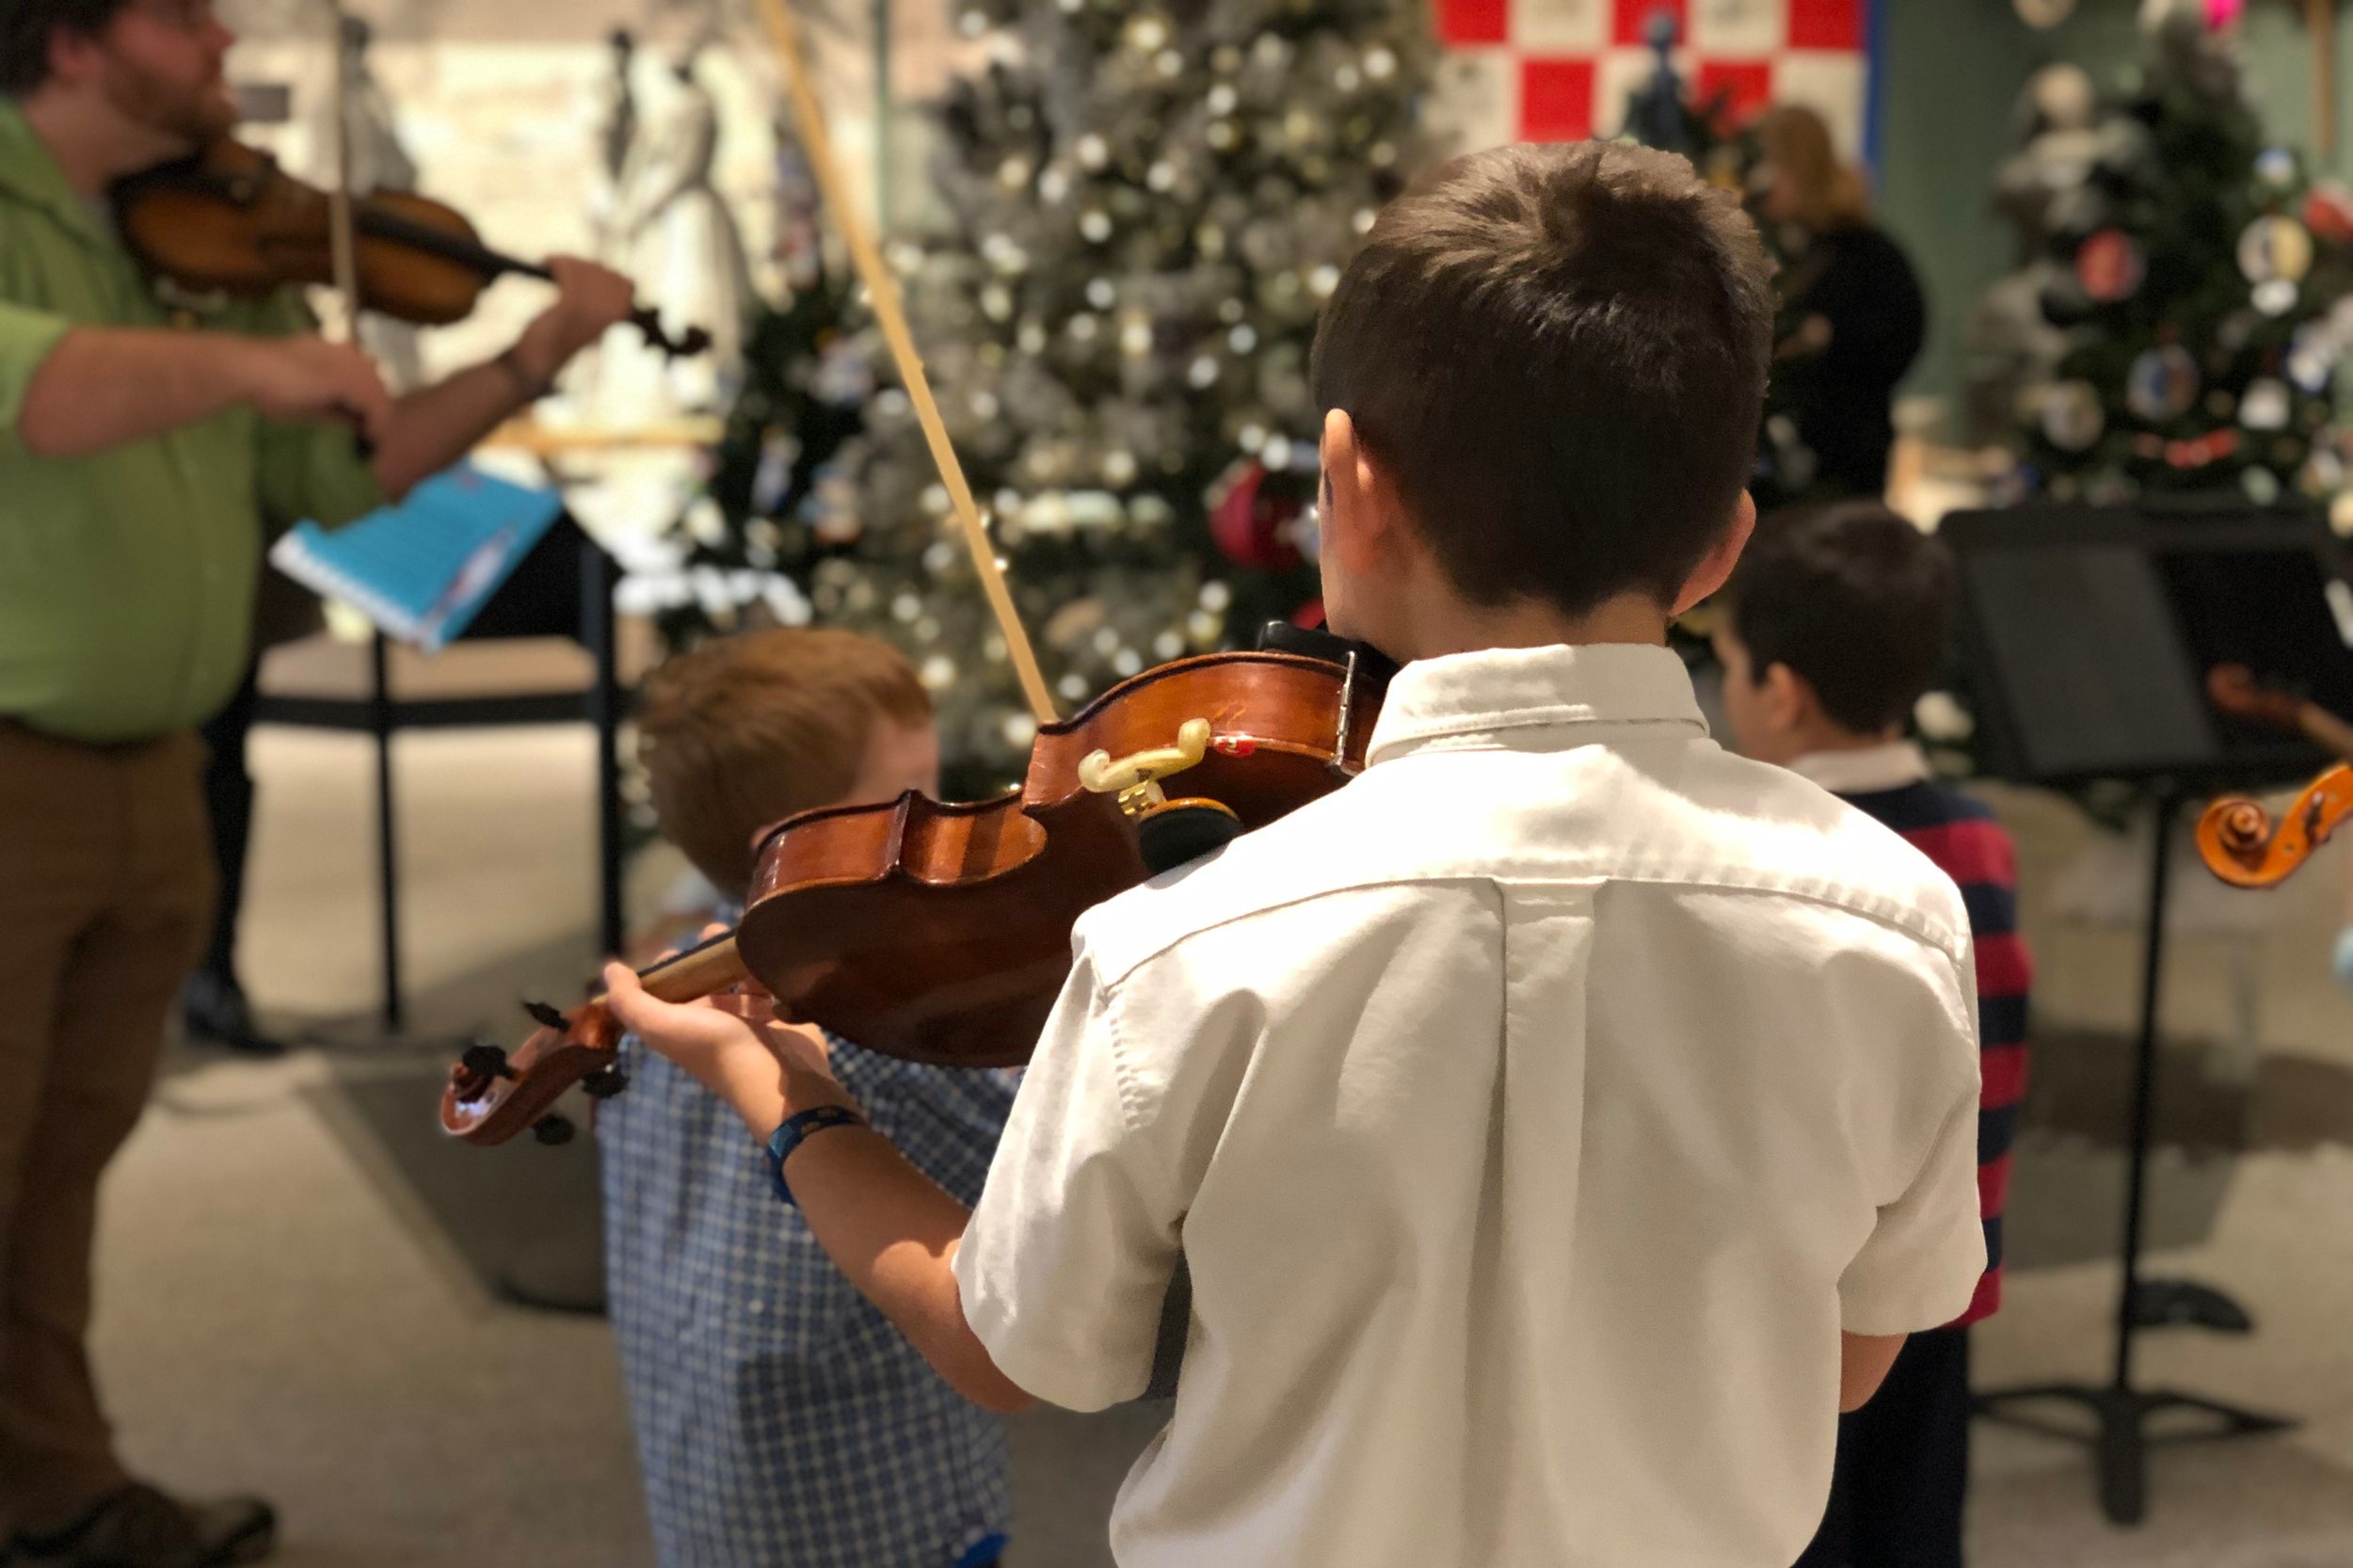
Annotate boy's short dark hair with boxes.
[1723,503,1958,735]
[0,0,131,95]
[637,629,931,899]
[1310,141,1774,616]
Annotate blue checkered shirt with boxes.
[600,1007,1018,1568]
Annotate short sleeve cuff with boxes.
[0,303,72,448]
[954,1236,1153,1414]
[1838,1223,1986,1336]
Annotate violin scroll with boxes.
[440,929,751,1145]
[440,997,625,1144]
[2195,765,2353,888]
[633,314,712,361]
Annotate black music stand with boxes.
[1944,501,2335,1525]
[256,514,624,1033]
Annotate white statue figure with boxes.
[602,28,639,190]
[595,40,752,420]
[590,27,638,260]
[336,13,424,390]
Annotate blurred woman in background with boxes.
[1754,104,1926,504]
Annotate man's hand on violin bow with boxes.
[508,257,638,391]
[235,335,394,444]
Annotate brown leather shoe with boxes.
[8,1484,275,1568]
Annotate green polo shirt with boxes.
[0,100,384,743]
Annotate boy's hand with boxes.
[602,929,856,1137]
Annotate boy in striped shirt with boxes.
[1714,502,2031,1568]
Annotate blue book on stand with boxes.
[269,464,565,652]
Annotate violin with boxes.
[442,634,1392,1145]
[111,139,709,359]
[2195,664,2353,888]
[440,0,1398,1147]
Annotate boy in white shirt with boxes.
[607,140,1987,1567]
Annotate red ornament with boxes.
[2075,229,2147,303]
[1289,595,1326,629]
[1209,457,1305,569]
[2166,430,2242,469]
[2305,184,2353,247]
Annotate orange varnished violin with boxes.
[111,139,709,359]
[2195,664,2353,889]
[440,0,1387,1147]
[441,637,1390,1144]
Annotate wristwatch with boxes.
[766,1105,869,1206]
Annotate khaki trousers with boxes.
[0,725,214,1531]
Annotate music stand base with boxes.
[1974,1381,2293,1526]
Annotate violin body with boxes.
[113,140,710,355]
[117,141,486,324]
[441,645,1388,1142]
[739,648,1384,1065]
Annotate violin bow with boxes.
[752,0,1059,727]
[324,1,361,346]
[318,0,379,459]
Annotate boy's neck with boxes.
[1786,723,1906,762]
[19,87,176,200]
[1388,590,1670,664]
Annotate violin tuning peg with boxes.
[532,1113,576,1146]
[522,999,568,1031]
[460,1042,514,1081]
[581,1065,631,1100]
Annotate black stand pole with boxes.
[1975,790,2289,1524]
[370,630,404,1033]
[581,540,624,960]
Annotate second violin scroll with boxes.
[2196,662,2353,889]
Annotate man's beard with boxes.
[98,51,235,152]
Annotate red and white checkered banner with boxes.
[1433,0,1875,158]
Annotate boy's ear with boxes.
[1761,660,1817,733]
[1673,491,1758,616]
[1320,408,1371,569]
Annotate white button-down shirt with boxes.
[956,643,1986,1568]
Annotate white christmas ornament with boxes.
[2239,377,2291,431]
[2027,63,2097,128]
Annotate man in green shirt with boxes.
[0,3,640,1563]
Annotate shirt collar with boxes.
[0,97,120,250]
[1785,741,1931,795]
[1366,642,1708,765]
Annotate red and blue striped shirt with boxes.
[1833,772,2030,1327]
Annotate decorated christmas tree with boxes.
[794,0,1435,792]
[625,124,868,653]
[1970,1,2353,509]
